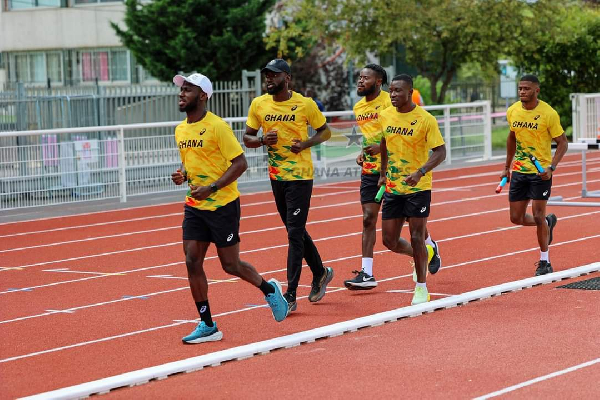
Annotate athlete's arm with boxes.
[290,123,332,154]
[244,126,278,148]
[540,132,568,180]
[503,130,516,182]
[171,163,187,185]
[190,154,247,201]
[404,144,446,186]
[377,137,388,188]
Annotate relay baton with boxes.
[375,185,386,202]
[529,155,545,173]
[495,177,507,193]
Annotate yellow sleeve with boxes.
[506,107,513,126]
[305,98,327,129]
[426,116,445,149]
[548,110,564,138]
[246,99,261,130]
[217,122,244,161]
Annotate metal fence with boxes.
[0,70,261,132]
[572,93,600,141]
[0,103,492,210]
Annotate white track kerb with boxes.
[22,262,600,400]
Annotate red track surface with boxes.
[1,153,599,399]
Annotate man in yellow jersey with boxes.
[344,65,441,291]
[244,59,334,313]
[171,73,288,344]
[378,74,446,305]
[502,75,568,276]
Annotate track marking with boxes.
[2,174,596,257]
[2,206,597,293]
[2,151,596,228]
[17,263,600,399]
[473,357,600,399]
[1,234,599,358]
[2,158,598,239]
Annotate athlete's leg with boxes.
[408,217,428,283]
[362,202,381,258]
[382,217,412,256]
[509,199,536,226]
[531,200,549,252]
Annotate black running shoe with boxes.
[308,267,334,302]
[284,292,297,312]
[546,214,557,245]
[344,270,377,290]
[428,239,442,274]
[535,260,553,276]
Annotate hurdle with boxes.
[548,139,600,207]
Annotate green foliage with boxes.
[267,0,563,104]
[510,6,600,128]
[112,0,276,82]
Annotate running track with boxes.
[1,153,599,399]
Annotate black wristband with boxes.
[259,136,264,145]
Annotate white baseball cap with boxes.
[173,73,213,99]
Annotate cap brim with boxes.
[261,66,287,74]
[173,75,187,87]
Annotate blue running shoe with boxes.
[265,278,288,322]
[182,321,223,344]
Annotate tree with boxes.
[112,0,276,82]
[510,6,600,129]
[267,0,563,104]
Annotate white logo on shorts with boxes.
[227,233,234,242]
[420,207,427,213]
[543,190,548,196]
[199,306,207,313]
[293,208,301,215]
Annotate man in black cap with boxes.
[243,59,334,313]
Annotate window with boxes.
[79,49,130,83]
[9,51,63,84]
[8,0,62,10]
[74,0,123,4]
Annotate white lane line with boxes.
[2,173,597,257]
[0,189,355,238]
[0,201,360,254]
[472,357,600,399]
[2,205,597,291]
[1,151,597,229]
[2,226,599,334]
[17,262,600,399]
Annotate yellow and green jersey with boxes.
[175,112,243,211]
[380,105,445,195]
[353,90,393,175]
[507,100,564,174]
[246,91,327,181]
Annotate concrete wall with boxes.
[0,4,126,51]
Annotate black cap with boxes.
[261,59,291,75]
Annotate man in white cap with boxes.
[171,72,288,344]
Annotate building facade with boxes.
[0,0,155,87]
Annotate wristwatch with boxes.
[210,182,218,192]
[549,165,556,171]
[259,136,264,145]
[418,167,427,176]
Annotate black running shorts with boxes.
[182,198,241,248]
[509,171,552,202]
[382,190,432,219]
[360,174,381,204]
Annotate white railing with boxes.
[572,93,600,141]
[0,101,492,210]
